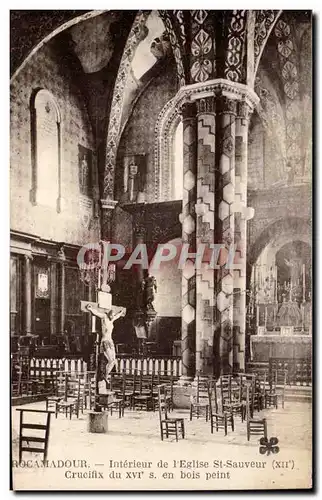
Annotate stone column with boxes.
[233,100,255,372]
[214,94,237,375]
[100,199,118,241]
[59,261,65,336]
[180,101,197,380]
[50,261,57,337]
[132,214,146,316]
[195,97,216,377]
[24,255,32,336]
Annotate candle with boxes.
[302,264,306,302]
[264,305,267,330]
[91,316,96,333]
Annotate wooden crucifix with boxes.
[81,294,126,395]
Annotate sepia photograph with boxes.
[9,8,313,491]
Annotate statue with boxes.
[86,304,126,383]
[142,276,157,311]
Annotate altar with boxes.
[250,333,312,362]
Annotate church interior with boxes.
[10,10,312,392]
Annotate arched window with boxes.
[30,89,61,210]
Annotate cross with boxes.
[81,291,126,401]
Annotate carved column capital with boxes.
[216,94,238,116]
[179,99,197,120]
[237,100,254,120]
[196,96,216,114]
[100,199,118,212]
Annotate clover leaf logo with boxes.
[259,437,279,456]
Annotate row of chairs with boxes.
[46,370,177,420]
[45,371,96,419]
[100,372,176,417]
[188,370,287,441]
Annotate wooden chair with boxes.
[158,385,185,442]
[46,372,67,411]
[132,373,154,411]
[246,386,267,441]
[155,374,174,412]
[105,374,125,417]
[190,375,209,421]
[208,380,234,435]
[265,369,287,409]
[16,408,54,463]
[55,376,81,419]
[221,375,245,421]
[253,373,267,412]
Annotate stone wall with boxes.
[116,59,178,203]
[248,185,311,261]
[10,40,100,246]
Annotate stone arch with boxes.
[103,11,151,200]
[248,217,311,268]
[253,10,282,82]
[11,11,107,80]
[154,98,182,201]
[104,10,186,201]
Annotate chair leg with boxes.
[190,405,193,421]
[247,423,250,441]
[181,421,185,439]
[263,420,268,439]
[175,423,178,442]
[231,414,234,432]
[224,416,228,436]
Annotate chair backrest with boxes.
[16,408,54,462]
[207,380,219,413]
[66,376,80,401]
[245,385,251,421]
[157,384,169,420]
[55,372,67,399]
[219,375,232,403]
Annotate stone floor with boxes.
[11,399,312,491]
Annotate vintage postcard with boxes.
[10,9,312,491]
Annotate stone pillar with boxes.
[180,101,197,380]
[214,95,237,375]
[59,261,65,336]
[132,215,146,316]
[24,255,32,335]
[233,100,255,372]
[195,97,216,377]
[50,261,57,337]
[100,199,118,241]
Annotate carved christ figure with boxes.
[86,304,125,381]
